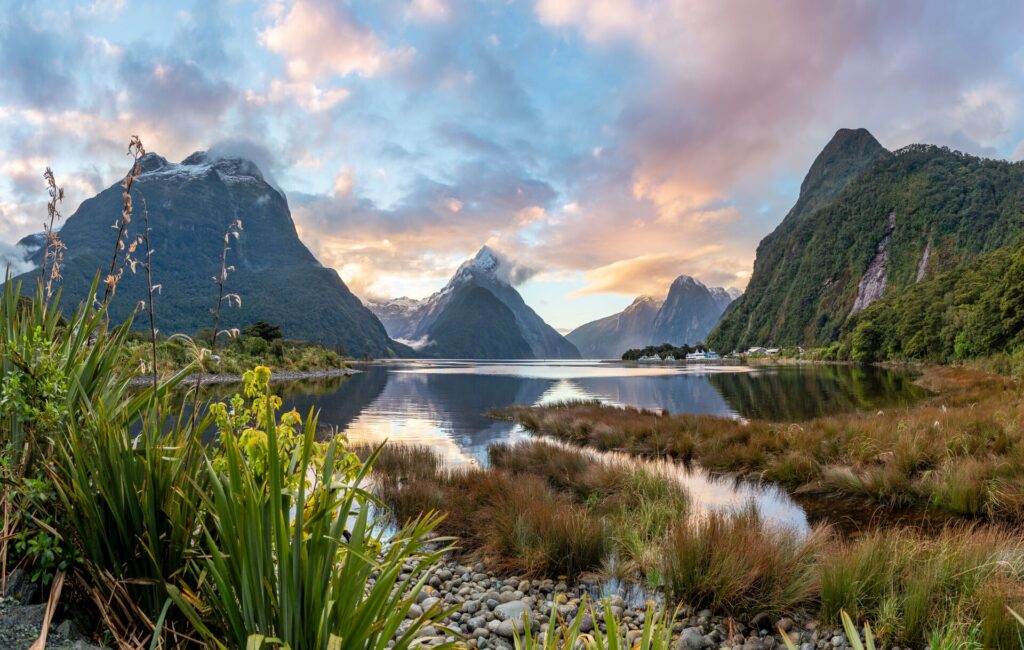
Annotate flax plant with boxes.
[171,384,453,650]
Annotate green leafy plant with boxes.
[172,372,453,650]
[514,597,674,650]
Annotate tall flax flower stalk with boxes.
[138,194,160,393]
[101,136,146,307]
[189,218,243,432]
[40,168,66,300]
[210,218,243,356]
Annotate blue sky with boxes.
[3,0,1024,331]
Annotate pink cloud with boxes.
[261,0,414,81]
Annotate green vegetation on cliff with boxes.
[836,242,1024,363]
[709,130,1024,352]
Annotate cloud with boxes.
[485,246,540,286]
[260,0,414,81]
[0,241,35,276]
[574,251,747,297]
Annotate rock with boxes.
[749,612,771,629]
[831,634,845,647]
[3,569,38,604]
[494,600,530,622]
[463,600,480,614]
[56,618,88,641]
[407,604,424,619]
[416,626,438,638]
[497,618,527,639]
[777,617,795,633]
[677,627,711,650]
[474,627,491,639]
[422,597,441,611]
[575,613,594,633]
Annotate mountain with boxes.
[566,295,664,358]
[367,246,580,359]
[707,128,1024,351]
[651,276,737,347]
[566,276,739,358]
[426,285,534,359]
[10,151,408,358]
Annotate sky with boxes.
[2,1,1024,332]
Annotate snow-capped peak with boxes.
[135,151,266,186]
[450,245,534,288]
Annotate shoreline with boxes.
[398,556,856,650]
[127,366,357,388]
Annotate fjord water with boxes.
[270,361,925,532]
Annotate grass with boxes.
[358,440,689,578]
[818,525,1024,646]
[663,507,825,617]
[494,365,1024,519]
[122,332,348,377]
[363,438,1024,646]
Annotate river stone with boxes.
[494,600,530,622]
[406,604,423,619]
[463,600,480,614]
[3,569,38,604]
[422,597,441,611]
[575,613,594,633]
[497,618,527,639]
[677,627,711,650]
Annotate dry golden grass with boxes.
[496,366,1024,519]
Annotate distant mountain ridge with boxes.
[368,246,580,359]
[567,275,739,359]
[10,151,409,357]
[708,128,1024,351]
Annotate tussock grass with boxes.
[663,507,825,617]
[359,440,689,577]
[496,366,1024,519]
[819,525,1024,645]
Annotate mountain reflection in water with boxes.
[197,360,926,532]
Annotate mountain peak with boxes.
[800,128,889,198]
[671,274,707,290]
[469,245,500,273]
[135,150,266,185]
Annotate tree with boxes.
[242,321,283,342]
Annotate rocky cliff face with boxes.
[850,210,895,315]
[12,151,408,357]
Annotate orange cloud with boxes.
[573,250,748,297]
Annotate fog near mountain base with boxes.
[0,242,36,276]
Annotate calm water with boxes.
[252,360,926,533]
